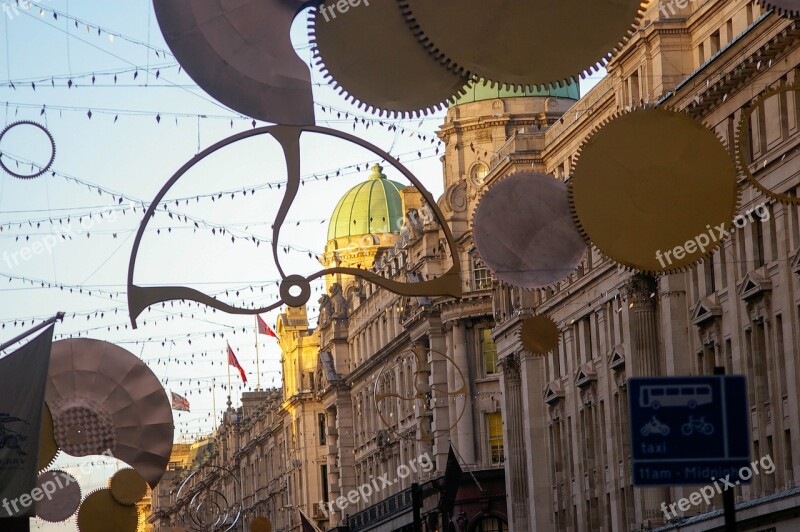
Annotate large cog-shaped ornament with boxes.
[756,0,800,17]
[309,0,470,116]
[399,0,647,89]
[736,83,800,204]
[570,108,739,274]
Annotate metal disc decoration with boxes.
[0,121,56,179]
[250,517,273,532]
[46,339,174,488]
[570,108,739,274]
[374,345,466,441]
[127,125,462,328]
[399,0,646,89]
[472,172,586,289]
[519,315,560,356]
[152,0,318,126]
[175,465,242,532]
[110,468,148,506]
[309,0,469,116]
[34,470,81,523]
[736,83,800,204]
[756,0,800,17]
[77,489,139,532]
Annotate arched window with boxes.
[472,516,508,532]
[470,162,489,186]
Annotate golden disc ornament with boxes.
[520,316,560,356]
[77,489,139,532]
[110,468,148,506]
[570,108,738,274]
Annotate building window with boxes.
[474,516,508,532]
[481,329,498,376]
[487,412,504,465]
[470,162,489,187]
[472,253,492,291]
[319,413,327,446]
[321,465,329,502]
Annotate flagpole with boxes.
[254,316,261,391]
[212,377,217,435]
[226,343,232,410]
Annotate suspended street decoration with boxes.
[174,464,243,532]
[736,82,800,204]
[46,338,174,488]
[756,0,800,17]
[569,108,739,274]
[398,0,647,89]
[0,121,56,179]
[373,345,466,441]
[472,172,586,289]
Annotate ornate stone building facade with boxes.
[489,1,800,530]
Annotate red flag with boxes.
[257,315,278,338]
[170,391,190,412]
[227,344,248,383]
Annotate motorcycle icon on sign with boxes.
[681,416,714,436]
[640,416,670,437]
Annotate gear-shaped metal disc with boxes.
[570,108,739,274]
[77,489,139,532]
[472,172,586,289]
[309,0,470,116]
[399,0,647,89]
[736,82,800,204]
[756,0,800,17]
[34,470,81,523]
[520,316,560,356]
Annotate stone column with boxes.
[452,321,475,464]
[500,353,529,530]
[623,275,667,525]
[429,326,451,471]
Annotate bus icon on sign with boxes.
[639,384,713,410]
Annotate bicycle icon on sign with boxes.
[639,384,713,410]
[681,416,714,436]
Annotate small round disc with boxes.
[473,172,586,288]
[520,316,560,356]
[570,108,738,273]
[77,489,139,532]
[251,517,273,532]
[110,468,148,506]
[34,470,81,522]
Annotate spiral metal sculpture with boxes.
[175,465,242,532]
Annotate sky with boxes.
[0,1,604,529]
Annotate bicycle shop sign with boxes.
[628,376,751,486]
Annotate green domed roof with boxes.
[327,165,405,241]
[452,80,580,105]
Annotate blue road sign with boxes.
[628,376,750,486]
